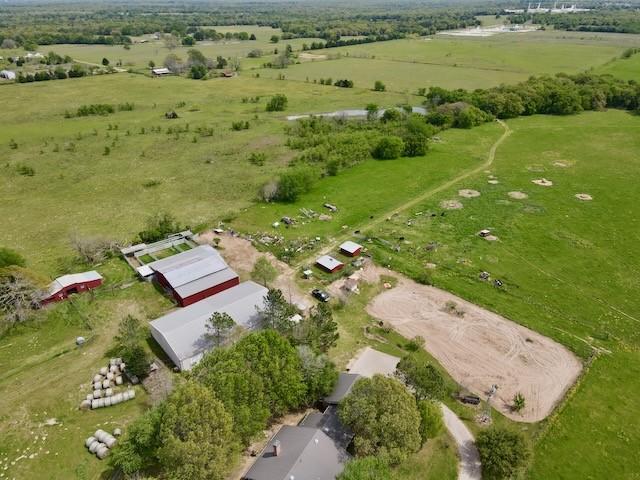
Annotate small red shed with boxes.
[316,255,344,274]
[339,241,363,257]
[41,271,103,305]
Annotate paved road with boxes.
[441,404,482,480]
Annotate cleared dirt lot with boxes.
[365,266,582,422]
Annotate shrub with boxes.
[274,167,316,202]
[372,136,404,160]
[396,355,446,400]
[231,120,250,131]
[0,247,26,269]
[77,104,114,117]
[374,80,386,91]
[417,399,443,444]
[16,164,35,176]
[138,212,182,243]
[266,94,288,112]
[476,427,530,480]
[248,152,266,166]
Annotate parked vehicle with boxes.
[311,288,330,302]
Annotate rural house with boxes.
[339,240,362,257]
[151,67,172,76]
[148,245,239,306]
[149,281,267,370]
[316,255,344,273]
[41,271,103,304]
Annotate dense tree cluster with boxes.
[423,74,640,119]
[509,9,640,34]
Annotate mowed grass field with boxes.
[0,74,408,275]
[34,25,321,71]
[254,30,640,91]
[354,111,640,478]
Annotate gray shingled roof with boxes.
[300,406,354,451]
[150,281,267,364]
[316,255,344,271]
[243,425,349,480]
[324,373,361,405]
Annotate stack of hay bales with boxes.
[80,358,135,410]
[85,429,119,459]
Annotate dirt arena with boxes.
[365,268,582,422]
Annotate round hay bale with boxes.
[86,394,93,401]
[105,388,113,397]
[532,178,553,187]
[119,363,126,372]
[115,358,122,365]
[94,430,107,441]
[99,367,108,376]
[103,397,112,407]
[93,382,102,390]
[102,379,110,389]
[458,189,481,198]
[109,365,119,374]
[115,376,123,386]
[96,445,109,459]
[85,436,96,448]
[93,374,102,383]
[93,389,103,399]
[103,436,117,449]
[80,400,91,410]
[106,372,114,381]
[113,428,122,437]
[91,398,105,409]
[88,440,100,453]
[111,394,122,405]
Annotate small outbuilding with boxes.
[316,255,344,273]
[41,271,103,305]
[151,67,171,76]
[339,240,362,257]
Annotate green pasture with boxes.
[595,51,640,80]
[0,73,408,275]
[354,110,640,479]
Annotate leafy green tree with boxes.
[381,108,401,123]
[251,257,278,287]
[193,348,270,445]
[0,247,25,269]
[339,375,421,464]
[274,167,315,202]
[113,315,151,378]
[296,302,339,352]
[258,288,297,334]
[297,345,338,403]
[138,212,181,243]
[189,64,207,79]
[373,80,386,92]
[417,399,443,444]
[159,381,239,480]
[110,407,162,475]
[206,312,235,347]
[396,355,446,400]
[266,94,288,112]
[365,103,379,121]
[338,456,392,480]
[372,136,404,160]
[476,427,530,480]
[270,35,280,43]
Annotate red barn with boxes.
[41,271,103,305]
[149,245,239,307]
[316,255,344,274]
[339,241,362,257]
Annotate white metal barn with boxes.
[149,281,268,370]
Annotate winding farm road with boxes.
[441,404,482,480]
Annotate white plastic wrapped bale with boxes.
[80,400,91,410]
[93,381,102,390]
[109,365,119,374]
[106,372,114,381]
[102,379,110,389]
[111,393,123,405]
[115,358,123,365]
[95,429,117,449]
[105,397,113,407]
[113,428,122,437]
[93,374,102,383]
[85,436,96,448]
[109,358,117,366]
[86,394,93,401]
[93,389,103,399]
[88,440,101,453]
[119,362,126,372]
[115,375,123,386]
[105,387,113,397]
[99,366,108,376]
[91,398,105,409]
[96,444,109,459]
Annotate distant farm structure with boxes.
[41,271,103,305]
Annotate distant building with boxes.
[150,281,268,370]
[149,245,239,307]
[339,240,362,257]
[316,255,344,273]
[0,70,16,80]
[41,271,103,305]
[151,67,172,76]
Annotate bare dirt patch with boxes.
[441,199,464,210]
[365,269,582,422]
[575,193,593,201]
[458,189,481,198]
[212,233,313,312]
[532,178,553,187]
[508,191,528,200]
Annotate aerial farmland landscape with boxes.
[0,1,639,479]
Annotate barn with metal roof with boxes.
[41,271,103,305]
[149,245,239,306]
[149,281,267,370]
